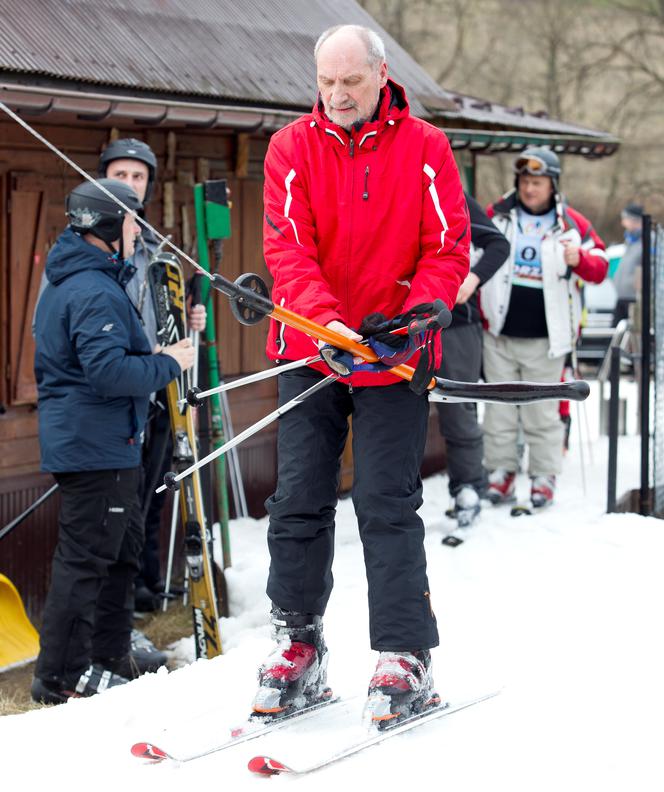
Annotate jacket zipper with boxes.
[363,166,370,200]
[346,134,355,321]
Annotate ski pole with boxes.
[566,276,587,495]
[208,272,591,404]
[180,319,430,408]
[157,374,338,493]
[162,488,180,612]
[0,483,59,541]
[181,355,322,407]
[220,388,249,518]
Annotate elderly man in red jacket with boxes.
[253,23,469,726]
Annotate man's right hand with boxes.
[160,338,196,372]
[325,319,362,342]
[324,320,363,364]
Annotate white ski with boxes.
[248,689,501,775]
[131,694,349,764]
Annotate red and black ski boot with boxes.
[530,474,556,508]
[487,469,516,505]
[251,606,331,719]
[363,649,440,729]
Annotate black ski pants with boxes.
[435,322,487,497]
[138,396,172,591]
[35,468,143,684]
[265,368,439,652]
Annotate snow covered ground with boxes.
[2,380,663,791]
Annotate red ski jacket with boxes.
[263,80,470,386]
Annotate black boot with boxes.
[31,663,129,705]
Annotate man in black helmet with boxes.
[99,138,206,612]
[481,147,608,509]
[31,179,195,705]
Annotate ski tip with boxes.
[131,741,170,762]
[248,755,292,776]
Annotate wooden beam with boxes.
[236,133,250,179]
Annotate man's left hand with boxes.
[455,272,480,305]
[189,304,206,332]
[562,243,581,268]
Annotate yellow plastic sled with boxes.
[0,574,39,669]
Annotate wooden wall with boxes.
[0,116,275,500]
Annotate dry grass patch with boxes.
[0,600,195,717]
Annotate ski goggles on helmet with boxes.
[513,155,551,177]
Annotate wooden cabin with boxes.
[0,0,618,620]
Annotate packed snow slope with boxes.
[1,382,662,791]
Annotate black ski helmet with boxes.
[66,178,143,246]
[513,147,561,192]
[98,138,158,203]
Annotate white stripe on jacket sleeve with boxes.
[284,169,302,246]
[423,163,449,253]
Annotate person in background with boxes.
[98,139,206,614]
[31,180,194,704]
[435,192,509,531]
[481,147,608,509]
[612,202,643,327]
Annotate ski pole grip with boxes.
[432,299,452,329]
[564,379,591,402]
[406,300,452,335]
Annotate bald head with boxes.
[315,25,388,130]
[314,25,386,67]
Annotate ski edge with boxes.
[247,688,502,776]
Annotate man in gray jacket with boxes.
[612,203,643,327]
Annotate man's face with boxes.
[621,215,641,234]
[316,33,387,130]
[105,159,149,203]
[119,212,141,258]
[518,175,555,214]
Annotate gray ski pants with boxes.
[482,333,565,475]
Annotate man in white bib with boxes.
[480,148,608,509]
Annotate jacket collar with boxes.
[311,78,410,146]
[493,188,574,231]
[46,227,136,288]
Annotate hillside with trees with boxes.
[360,0,664,240]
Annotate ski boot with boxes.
[452,486,481,528]
[129,629,169,674]
[252,606,332,719]
[486,469,516,505]
[31,663,129,705]
[530,475,556,508]
[364,650,440,730]
[93,630,168,679]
